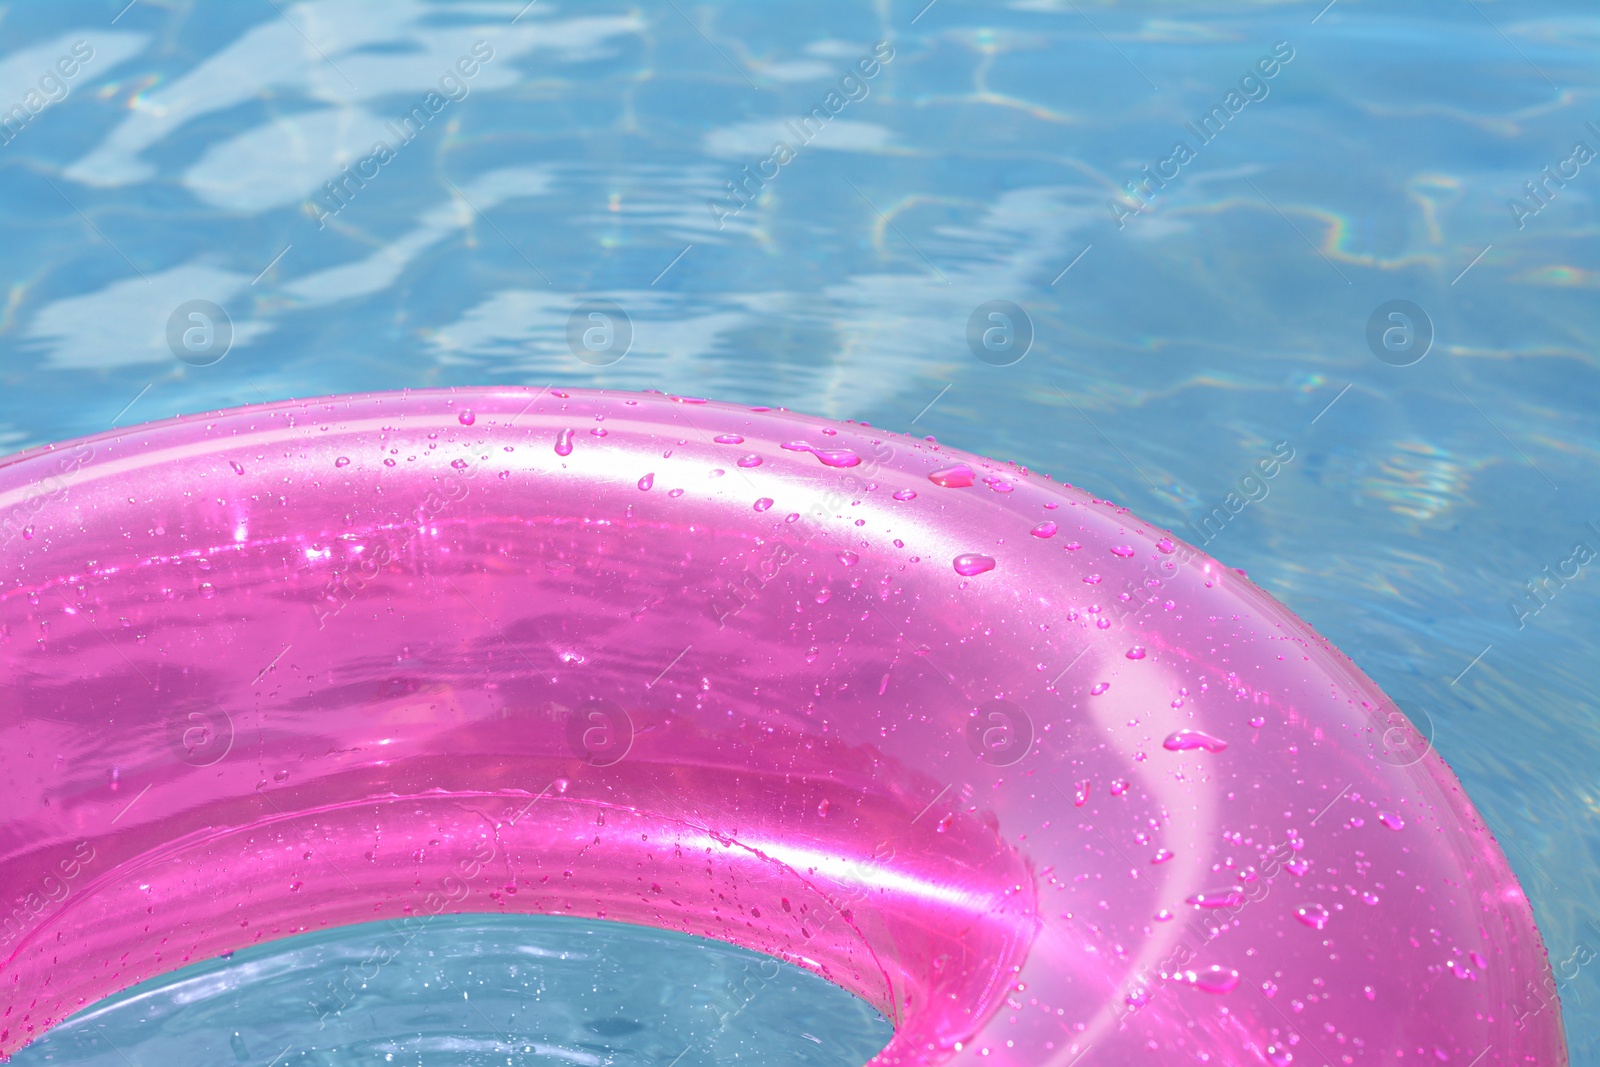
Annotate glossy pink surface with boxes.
[0,388,1565,1065]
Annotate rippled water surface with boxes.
[8,916,892,1066]
[1,0,1597,1061]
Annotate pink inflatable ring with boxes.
[0,388,1565,1065]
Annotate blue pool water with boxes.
[8,916,892,1066]
[1,0,1596,1061]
